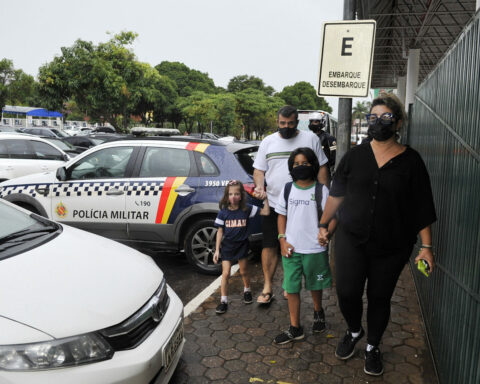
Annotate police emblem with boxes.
[55,202,67,218]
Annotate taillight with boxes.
[243,183,256,196]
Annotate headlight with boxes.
[0,333,113,371]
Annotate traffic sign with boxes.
[317,20,376,98]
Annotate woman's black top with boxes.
[330,143,437,252]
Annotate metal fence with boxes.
[407,11,480,384]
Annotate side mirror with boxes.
[56,167,67,181]
[63,154,70,161]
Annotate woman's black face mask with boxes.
[278,127,297,139]
[291,165,315,181]
[368,121,395,141]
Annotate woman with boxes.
[318,94,436,376]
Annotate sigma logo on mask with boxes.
[151,297,165,322]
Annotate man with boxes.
[253,105,329,304]
[308,112,337,172]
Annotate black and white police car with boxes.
[0,137,261,274]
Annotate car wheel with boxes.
[184,218,221,275]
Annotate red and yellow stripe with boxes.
[155,142,210,224]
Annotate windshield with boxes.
[0,203,38,239]
[45,138,75,151]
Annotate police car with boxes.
[0,137,261,274]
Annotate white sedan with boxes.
[0,200,184,384]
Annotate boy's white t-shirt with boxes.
[253,130,328,208]
[275,182,329,254]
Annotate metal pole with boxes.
[336,0,355,169]
[405,48,420,112]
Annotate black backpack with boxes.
[283,182,324,226]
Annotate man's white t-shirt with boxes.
[253,130,327,208]
[275,182,329,254]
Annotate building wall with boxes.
[407,12,480,384]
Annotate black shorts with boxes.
[261,209,279,248]
[220,241,249,262]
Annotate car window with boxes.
[45,138,75,151]
[69,146,134,180]
[6,139,33,159]
[234,148,258,176]
[139,147,191,177]
[0,141,8,158]
[194,152,219,176]
[0,202,38,239]
[30,141,64,161]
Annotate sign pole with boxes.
[336,0,355,169]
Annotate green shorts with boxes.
[282,251,332,293]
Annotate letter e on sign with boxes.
[317,20,376,97]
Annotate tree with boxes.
[234,89,284,140]
[0,59,37,107]
[352,100,370,136]
[37,31,173,131]
[227,75,275,96]
[278,81,332,112]
[0,59,16,108]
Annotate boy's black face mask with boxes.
[291,165,315,181]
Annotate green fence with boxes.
[407,11,480,384]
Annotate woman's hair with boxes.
[219,180,247,211]
[287,147,320,181]
[370,93,407,125]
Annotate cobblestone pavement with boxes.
[169,258,437,384]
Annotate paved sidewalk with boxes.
[169,258,437,384]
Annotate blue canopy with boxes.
[2,105,62,118]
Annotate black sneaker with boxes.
[312,309,326,333]
[364,347,384,376]
[273,325,304,345]
[335,327,365,360]
[216,302,228,314]
[244,291,253,304]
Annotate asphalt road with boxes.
[145,250,218,305]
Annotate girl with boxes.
[213,180,269,314]
[274,147,336,344]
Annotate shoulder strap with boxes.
[315,182,324,226]
[283,181,293,213]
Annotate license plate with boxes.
[164,321,184,370]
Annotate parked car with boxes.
[0,126,22,133]
[0,137,261,274]
[62,135,103,149]
[0,134,69,181]
[92,126,117,133]
[0,199,184,384]
[21,127,70,138]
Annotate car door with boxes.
[29,140,67,172]
[50,144,137,240]
[126,144,197,243]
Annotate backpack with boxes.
[283,182,324,226]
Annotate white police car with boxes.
[0,137,261,274]
[0,199,184,384]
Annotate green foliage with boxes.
[278,81,332,113]
[227,75,275,96]
[0,58,37,108]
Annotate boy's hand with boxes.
[318,227,330,246]
[213,250,220,264]
[280,240,294,258]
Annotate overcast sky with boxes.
[0,0,346,115]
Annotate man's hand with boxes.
[254,185,267,200]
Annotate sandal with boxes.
[257,292,274,304]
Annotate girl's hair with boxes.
[219,180,247,211]
[288,147,320,181]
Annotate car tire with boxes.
[184,218,221,275]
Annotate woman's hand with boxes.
[415,248,435,273]
[213,250,220,264]
[280,239,294,258]
[318,227,330,246]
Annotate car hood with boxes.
[0,225,163,339]
[0,171,56,187]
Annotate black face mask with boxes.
[291,165,315,181]
[368,122,395,141]
[278,127,297,139]
[308,123,322,133]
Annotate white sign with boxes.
[317,20,376,98]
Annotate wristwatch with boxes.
[319,223,328,229]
